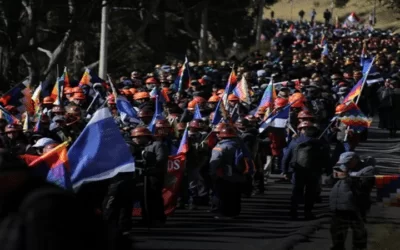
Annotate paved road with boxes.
[131,121,400,250]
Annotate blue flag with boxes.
[194,104,202,119]
[148,95,164,134]
[68,108,135,190]
[258,104,291,133]
[116,96,140,123]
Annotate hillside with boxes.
[267,0,400,32]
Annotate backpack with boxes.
[291,139,325,170]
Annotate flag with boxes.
[33,112,41,132]
[233,77,251,103]
[322,43,329,56]
[376,175,400,207]
[194,104,202,119]
[59,67,70,88]
[211,99,229,125]
[177,127,189,154]
[222,69,238,108]
[79,68,105,87]
[148,95,164,133]
[150,86,170,103]
[174,57,190,91]
[79,68,91,86]
[342,79,363,103]
[50,79,62,105]
[342,58,374,103]
[365,61,384,85]
[31,84,41,114]
[0,78,34,115]
[116,95,140,124]
[336,101,372,131]
[68,108,135,190]
[256,79,276,118]
[344,12,360,27]
[29,142,71,189]
[0,106,19,124]
[259,104,291,133]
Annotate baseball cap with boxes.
[32,138,56,148]
[337,151,360,165]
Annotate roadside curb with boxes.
[270,216,331,250]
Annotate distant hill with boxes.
[266,0,400,33]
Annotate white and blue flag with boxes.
[68,107,135,190]
[116,95,140,124]
[258,104,291,134]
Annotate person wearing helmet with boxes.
[131,126,168,226]
[133,91,153,110]
[265,97,289,174]
[145,77,159,90]
[207,94,220,111]
[179,100,197,123]
[235,117,261,196]
[2,124,28,155]
[32,114,51,137]
[281,121,330,220]
[137,107,154,126]
[41,97,55,117]
[227,94,249,116]
[209,126,245,219]
[49,115,73,143]
[51,105,65,118]
[71,92,87,108]
[297,110,316,123]
[64,105,86,137]
[154,119,173,148]
[183,119,210,209]
[288,93,306,140]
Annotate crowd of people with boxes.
[0,16,398,250]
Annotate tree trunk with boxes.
[255,0,265,51]
[198,2,208,61]
[0,45,11,91]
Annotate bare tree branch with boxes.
[83,0,161,71]
[83,60,99,70]
[42,0,75,77]
[37,47,52,58]
[21,0,32,20]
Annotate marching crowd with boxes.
[0,18,399,250]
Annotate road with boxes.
[131,122,400,250]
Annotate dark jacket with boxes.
[330,177,358,212]
[209,138,245,182]
[281,134,330,174]
[143,140,169,186]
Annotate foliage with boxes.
[0,0,280,90]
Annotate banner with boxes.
[133,153,186,216]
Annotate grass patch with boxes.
[267,0,400,33]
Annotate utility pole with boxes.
[255,0,265,51]
[99,0,109,79]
